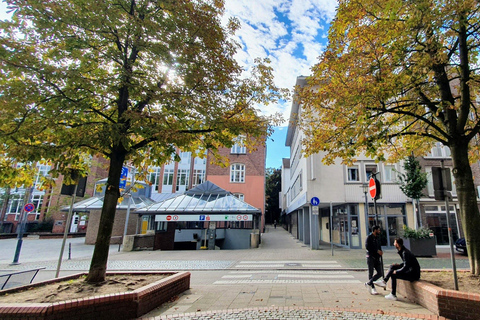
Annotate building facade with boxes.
[280,76,478,250]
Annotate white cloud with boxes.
[224,0,338,125]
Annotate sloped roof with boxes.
[136,181,260,214]
[62,196,155,212]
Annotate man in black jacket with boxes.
[365,225,383,295]
[374,237,421,301]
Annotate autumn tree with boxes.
[299,0,480,274]
[0,0,285,283]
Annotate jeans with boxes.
[366,256,382,287]
[384,264,419,295]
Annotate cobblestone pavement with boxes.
[148,307,444,320]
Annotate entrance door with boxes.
[339,217,349,246]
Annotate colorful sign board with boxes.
[155,214,253,222]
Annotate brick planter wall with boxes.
[0,271,190,320]
[397,274,480,320]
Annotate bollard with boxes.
[68,242,71,260]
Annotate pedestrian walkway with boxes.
[0,226,460,319]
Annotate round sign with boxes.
[166,215,172,221]
[24,203,35,212]
[310,197,320,206]
[369,178,377,198]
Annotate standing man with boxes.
[375,237,421,301]
[365,225,383,295]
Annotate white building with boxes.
[281,76,417,249]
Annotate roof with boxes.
[136,181,261,215]
[61,195,156,212]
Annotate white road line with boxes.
[221,275,252,279]
[213,279,361,284]
[237,261,337,264]
[230,270,350,274]
[277,274,355,279]
[235,264,341,268]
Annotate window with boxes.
[31,194,43,220]
[162,169,174,186]
[233,193,245,201]
[427,142,451,158]
[426,166,456,197]
[176,169,190,191]
[180,152,191,164]
[34,164,51,188]
[192,169,205,186]
[347,166,359,182]
[230,163,245,183]
[149,167,161,191]
[384,165,396,182]
[365,164,378,180]
[231,136,246,154]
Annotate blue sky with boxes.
[0,0,338,169]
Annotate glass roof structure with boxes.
[136,181,260,215]
[62,196,156,212]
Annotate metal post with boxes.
[122,167,135,250]
[68,242,71,260]
[441,161,458,290]
[12,186,34,264]
[330,201,334,256]
[56,184,78,278]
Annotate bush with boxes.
[402,225,434,239]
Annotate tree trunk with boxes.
[85,152,126,283]
[450,141,480,275]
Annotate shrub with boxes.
[402,225,434,239]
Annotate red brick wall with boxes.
[397,277,480,320]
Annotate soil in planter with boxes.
[0,274,168,303]
[421,271,480,294]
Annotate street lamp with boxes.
[362,183,369,230]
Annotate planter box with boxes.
[403,237,437,257]
[0,271,190,320]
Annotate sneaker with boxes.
[371,287,379,295]
[385,293,397,301]
[374,279,387,288]
[364,282,371,293]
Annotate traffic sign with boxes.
[369,178,377,199]
[310,197,320,206]
[312,206,319,215]
[24,203,35,212]
[119,167,128,190]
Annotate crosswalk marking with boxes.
[214,279,361,284]
[235,264,341,268]
[213,269,361,285]
[237,261,337,264]
[277,274,354,279]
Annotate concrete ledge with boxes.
[397,271,480,320]
[0,271,190,320]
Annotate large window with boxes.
[365,164,378,180]
[31,194,43,220]
[231,136,246,154]
[34,164,51,187]
[230,163,245,183]
[149,167,161,191]
[176,169,190,191]
[163,168,174,186]
[233,193,245,201]
[192,169,205,186]
[427,142,451,158]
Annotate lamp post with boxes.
[362,183,369,229]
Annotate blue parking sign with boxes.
[119,167,128,189]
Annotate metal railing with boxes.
[0,267,45,290]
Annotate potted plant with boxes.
[401,225,437,256]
